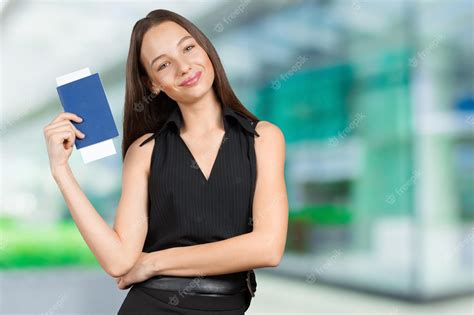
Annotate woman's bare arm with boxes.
[143,121,288,277]
[45,114,153,277]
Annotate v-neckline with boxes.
[177,119,227,184]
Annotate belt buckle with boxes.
[246,270,255,297]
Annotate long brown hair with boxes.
[122,9,259,160]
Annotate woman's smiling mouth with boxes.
[179,71,202,87]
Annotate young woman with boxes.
[43,9,288,314]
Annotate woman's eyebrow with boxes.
[150,35,193,67]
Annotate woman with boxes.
[43,9,288,314]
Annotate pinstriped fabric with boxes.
[138,106,259,280]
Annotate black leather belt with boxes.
[135,270,256,297]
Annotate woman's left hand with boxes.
[115,252,155,290]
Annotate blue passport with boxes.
[56,73,119,150]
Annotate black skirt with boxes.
[117,285,252,315]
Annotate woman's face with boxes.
[140,21,215,103]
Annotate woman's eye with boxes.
[185,45,195,52]
[158,62,169,71]
[157,45,194,71]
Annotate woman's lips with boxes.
[179,71,202,87]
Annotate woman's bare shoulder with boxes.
[254,120,286,159]
[255,121,285,142]
[123,133,155,173]
[135,132,156,148]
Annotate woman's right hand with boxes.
[43,112,86,172]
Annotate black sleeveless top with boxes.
[138,105,260,286]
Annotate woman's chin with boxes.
[181,82,211,96]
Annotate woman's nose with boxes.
[177,61,192,75]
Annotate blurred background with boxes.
[1,0,473,314]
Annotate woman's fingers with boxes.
[44,121,85,139]
[115,276,132,290]
[44,120,74,131]
[117,278,125,290]
[50,131,75,148]
[50,112,83,125]
[43,111,84,168]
